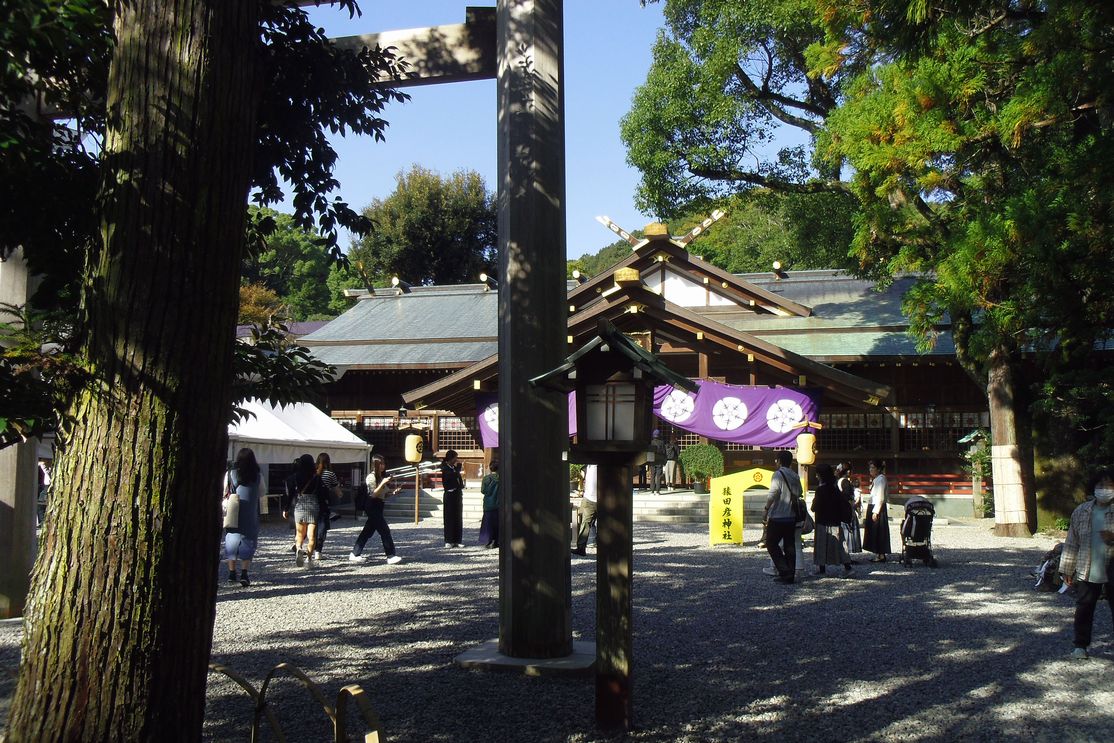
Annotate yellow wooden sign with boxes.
[708,468,775,545]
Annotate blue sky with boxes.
[303,1,666,259]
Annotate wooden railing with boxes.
[887,474,988,498]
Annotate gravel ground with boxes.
[2,518,1112,742]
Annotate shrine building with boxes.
[298,224,989,513]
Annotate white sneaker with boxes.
[386,555,402,565]
[313,551,323,561]
[1071,647,1089,660]
[349,552,369,563]
[445,542,454,548]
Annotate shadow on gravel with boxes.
[201,521,1114,742]
[4,520,1110,742]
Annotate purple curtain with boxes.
[476,380,818,449]
[653,380,819,448]
[476,392,576,449]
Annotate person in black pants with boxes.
[349,455,401,565]
[765,450,803,583]
[441,449,465,548]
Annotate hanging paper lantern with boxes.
[795,431,817,465]
[405,434,424,463]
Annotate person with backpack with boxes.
[1059,467,1114,659]
[282,453,325,567]
[765,450,803,584]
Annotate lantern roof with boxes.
[530,319,698,394]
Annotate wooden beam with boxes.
[330,7,496,88]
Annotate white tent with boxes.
[227,399,370,471]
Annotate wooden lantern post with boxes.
[532,318,696,732]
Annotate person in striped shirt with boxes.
[314,452,342,562]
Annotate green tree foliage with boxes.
[620,1,859,275]
[242,206,334,320]
[677,192,858,273]
[622,0,847,220]
[0,0,405,444]
[349,165,497,286]
[812,1,1114,465]
[569,236,639,278]
[326,262,365,315]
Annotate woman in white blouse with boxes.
[863,459,891,562]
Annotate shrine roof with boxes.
[299,284,498,370]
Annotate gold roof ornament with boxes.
[644,222,669,240]
[613,267,641,285]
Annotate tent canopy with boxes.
[227,399,370,469]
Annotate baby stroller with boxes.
[900,497,938,567]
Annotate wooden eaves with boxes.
[403,279,892,415]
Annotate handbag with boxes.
[222,471,239,529]
[222,492,239,529]
[794,498,815,535]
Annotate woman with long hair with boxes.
[313,452,341,561]
[225,448,263,586]
[349,454,402,564]
[282,453,323,567]
[811,463,853,577]
[863,458,891,562]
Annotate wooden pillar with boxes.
[496,0,572,658]
[595,463,633,731]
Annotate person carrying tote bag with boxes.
[222,471,239,529]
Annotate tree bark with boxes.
[987,344,1033,536]
[7,1,258,739]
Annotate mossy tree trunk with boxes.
[6,1,259,739]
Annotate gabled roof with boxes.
[530,319,699,394]
[403,278,893,412]
[568,232,813,318]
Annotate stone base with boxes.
[454,639,595,677]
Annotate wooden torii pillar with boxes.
[329,3,573,660]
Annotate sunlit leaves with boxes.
[348,165,496,286]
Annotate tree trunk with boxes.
[987,344,1033,536]
[7,2,258,740]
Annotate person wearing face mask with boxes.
[1058,467,1114,660]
